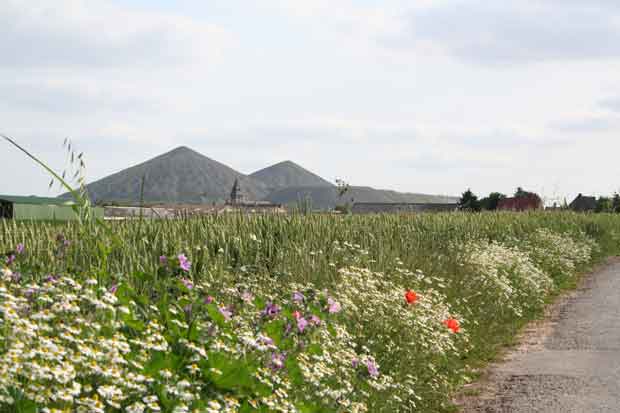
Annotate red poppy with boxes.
[405,290,418,304]
[444,318,460,333]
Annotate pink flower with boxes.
[181,278,194,290]
[218,306,232,321]
[309,315,321,326]
[292,292,305,303]
[204,296,214,304]
[178,254,191,272]
[297,317,309,333]
[366,359,379,377]
[15,243,24,254]
[262,303,281,318]
[270,352,286,370]
[241,291,254,303]
[260,336,274,346]
[44,274,58,283]
[159,255,168,265]
[327,298,341,313]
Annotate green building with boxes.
[0,195,103,221]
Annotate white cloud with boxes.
[0,0,227,68]
[600,98,620,112]
[404,1,620,64]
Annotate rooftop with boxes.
[0,195,76,206]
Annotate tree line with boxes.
[593,194,620,213]
[457,187,620,213]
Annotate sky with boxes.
[1,0,619,204]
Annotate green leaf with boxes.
[13,397,38,413]
[285,357,305,387]
[152,382,175,411]
[240,401,269,413]
[144,351,182,376]
[253,296,266,309]
[143,351,169,376]
[115,283,135,306]
[207,353,258,395]
[263,319,286,346]
[121,312,146,333]
[206,303,226,327]
[306,343,323,356]
[297,402,326,413]
[178,296,192,309]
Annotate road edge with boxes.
[453,256,620,411]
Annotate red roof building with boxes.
[497,193,543,211]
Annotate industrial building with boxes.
[0,195,103,220]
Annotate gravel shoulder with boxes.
[456,257,620,413]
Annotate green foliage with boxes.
[335,178,353,214]
[479,192,506,211]
[514,187,537,198]
[457,189,481,212]
[335,178,350,198]
[613,193,620,213]
[596,196,613,213]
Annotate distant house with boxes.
[102,179,287,220]
[497,194,543,211]
[103,203,286,219]
[351,202,457,214]
[218,202,286,214]
[0,195,103,220]
[569,194,597,212]
[545,202,563,212]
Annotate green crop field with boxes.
[2,212,620,412]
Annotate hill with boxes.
[59,147,457,207]
[249,160,334,192]
[63,146,269,204]
[264,186,458,210]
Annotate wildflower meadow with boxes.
[1,212,620,412]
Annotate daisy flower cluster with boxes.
[0,273,169,412]
[329,266,467,411]
[0,255,390,413]
[461,241,554,317]
[519,228,596,282]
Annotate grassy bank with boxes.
[1,212,620,412]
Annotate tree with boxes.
[335,178,350,199]
[458,189,481,212]
[612,193,620,213]
[480,192,506,211]
[514,187,537,198]
[595,196,613,213]
[335,178,353,214]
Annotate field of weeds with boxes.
[1,212,620,412]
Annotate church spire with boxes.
[230,178,245,204]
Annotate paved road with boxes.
[462,259,620,413]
